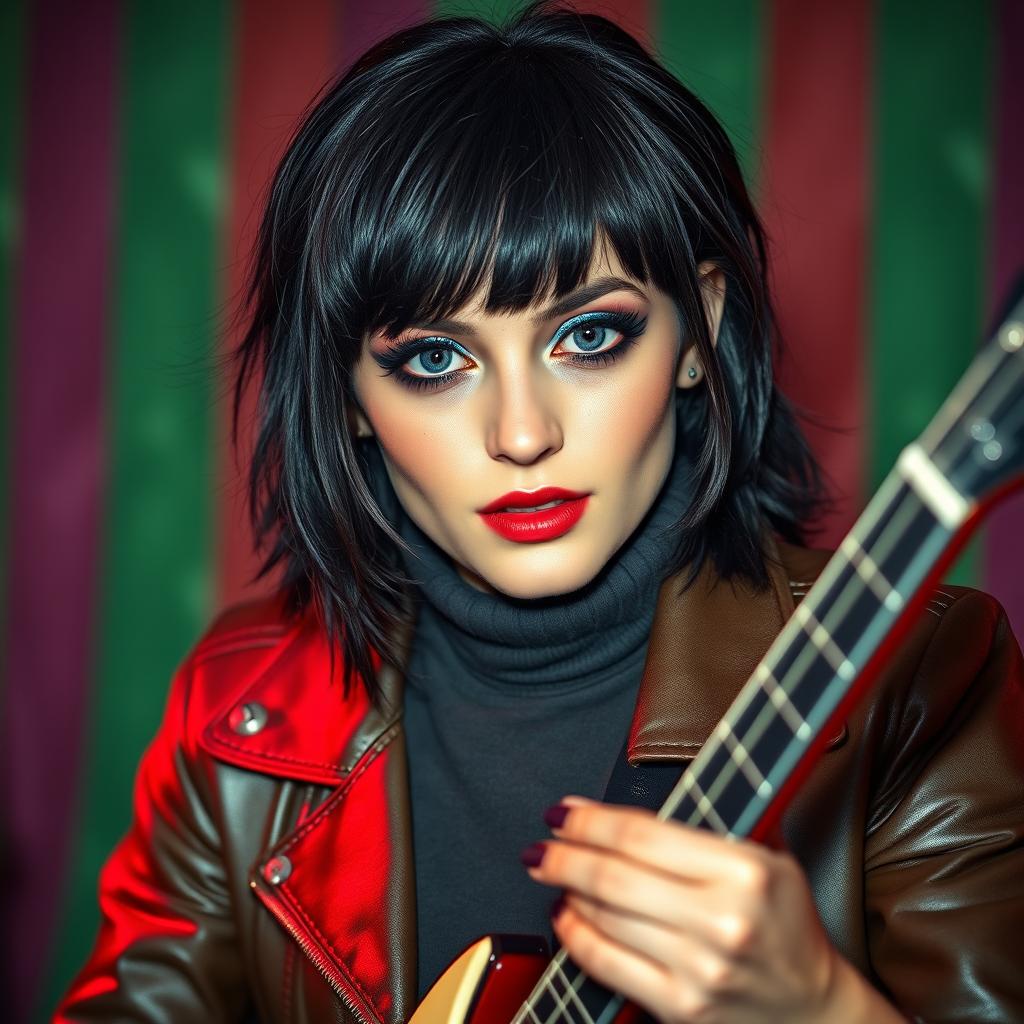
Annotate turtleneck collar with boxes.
[389,452,693,690]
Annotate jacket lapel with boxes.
[627,532,796,763]
[199,535,828,1022]
[200,614,418,1024]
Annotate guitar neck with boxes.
[512,297,1024,1024]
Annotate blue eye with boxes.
[371,337,474,390]
[551,309,648,363]
[559,324,617,353]
[369,307,647,394]
[405,345,470,377]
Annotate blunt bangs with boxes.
[231,0,828,700]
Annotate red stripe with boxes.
[3,2,120,1018]
[580,0,651,42]
[338,1,432,74]
[985,0,1024,639]
[760,0,871,547]
[217,0,341,612]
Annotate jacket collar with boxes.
[202,533,800,781]
[199,534,812,1024]
[627,530,797,762]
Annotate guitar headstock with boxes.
[918,280,1024,508]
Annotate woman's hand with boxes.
[521,796,905,1024]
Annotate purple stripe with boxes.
[3,1,119,1018]
[337,0,432,75]
[986,0,1024,641]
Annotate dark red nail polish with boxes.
[520,842,547,868]
[543,803,570,829]
[550,896,566,922]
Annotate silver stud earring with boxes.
[687,365,698,380]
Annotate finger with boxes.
[547,798,772,887]
[563,891,742,982]
[552,900,716,1024]
[525,840,735,945]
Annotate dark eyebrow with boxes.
[402,276,649,338]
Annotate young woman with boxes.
[56,3,1024,1022]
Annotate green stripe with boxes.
[43,0,231,1013]
[0,0,26,696]
[869,0,992,587]
[433,0,528,20]
[654,0,763,184]
[429,2,764,178]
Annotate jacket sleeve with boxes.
[54,650,250,1023]
[863,589,1024,1024]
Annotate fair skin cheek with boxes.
[351,253,901,1022]
[351,249,713,599]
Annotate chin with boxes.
[476,546,608,601]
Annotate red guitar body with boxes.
[409,934,643,1023]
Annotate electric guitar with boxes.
[409,281,1024,1024]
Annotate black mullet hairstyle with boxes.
[229,0,829,703]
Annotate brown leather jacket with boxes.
[54,539,1024,1023]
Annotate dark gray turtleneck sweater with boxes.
[392,456,693,1000]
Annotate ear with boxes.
[346,399,375,439]
[676,260,726,389]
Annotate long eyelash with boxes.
[556,309,648,367]
[372,308,649,392]
[371,338,468,392]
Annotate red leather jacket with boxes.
[54,539,1024,1023]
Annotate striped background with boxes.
[2,1,1021,1020]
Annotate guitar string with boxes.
[517,465,913,1022]
[513,331,1022,1024]
[662,472,925,826]
[519,469,918,1024]
[526,481,978,1020]
[517,471,915,1024]
[519,342,1015,1024]
[658,332,1024,831]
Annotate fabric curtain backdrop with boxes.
[1,1,1020,1021]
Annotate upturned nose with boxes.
[484,370,564,466]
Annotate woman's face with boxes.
[352,246,723,599]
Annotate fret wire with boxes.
[704,488,945,835]
[683,322,1024,834]
[670,466,900,817]
[840,535,904,612]
[550,963,596,1024]
[516,332,1018,1021]
[541,974,581,1024]
[792,603,856,681]
[517,950,579,1024]
[680,667,808,832]
[759,472,922,695]
[660,471,927,829]
[733,499,951,841]
[715,719,772,797]
[686,776,733,833]
[755,664,811,738]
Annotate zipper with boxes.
[250,877,380,1024]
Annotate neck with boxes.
[394,454,694,690]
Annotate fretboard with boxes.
[511,293,1024,1024]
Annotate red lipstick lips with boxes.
[477,487,590,543]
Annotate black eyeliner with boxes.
[375,308,648,392]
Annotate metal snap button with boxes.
[263,854,292,885]
[229,701,269,736]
